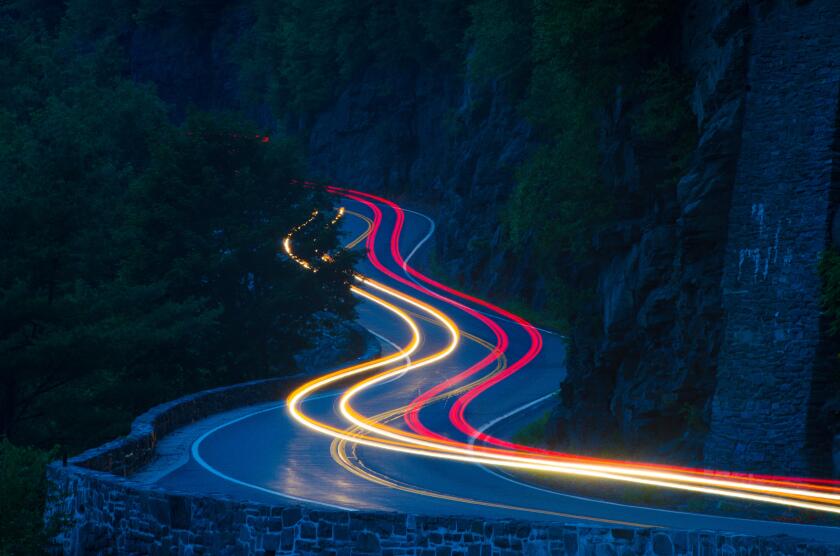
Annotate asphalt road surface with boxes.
[148,189,840,542]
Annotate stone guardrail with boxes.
[46,333,839,555]
[70,376,291,477]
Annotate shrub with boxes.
[0,441,66,555]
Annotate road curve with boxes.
[152,187,840,542]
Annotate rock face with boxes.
[554,0,750,462]
[560,0,840,474]
[121,0,840,475]
[307,63,536,300]
[128,7,249,120]
[704,0,840,475]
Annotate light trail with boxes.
[290,275,840,514]
[341,284,840,511]
[326,185,840,494]
[343,210,372,249]
[330,191,512,444]
[325,324,630,525]
[282,195,840,519]
[331,439,654,527]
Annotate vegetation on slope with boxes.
[236,0,695,330]
[818,250,840,442]
[0,3,355,549]
[1,0,701,547]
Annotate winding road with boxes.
[148,186,840,542]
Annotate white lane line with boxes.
[329,326,413,417]
[466,391,558,451]
[467,395,839,536]
[465,393,678,510]
[190,321,410,510]
[365,328,411,386]
[402,208,436,267]
[191,396,354,511]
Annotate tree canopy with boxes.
[0,3,356,453]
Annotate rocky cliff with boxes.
[302,0,840,476]
[554,0,748,463]
[559,0,840,475]
[123,0,840,476]
[306,63,536,299]
[704,0,840,476]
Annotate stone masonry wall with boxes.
[47,361,839,555]
[48,464,840,556]
[75,377,291,477]
[704,0,840,475]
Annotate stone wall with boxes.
[72,377,290,477]
[704,0,840,476]
[46,359,839,555]
[48,460,840,556]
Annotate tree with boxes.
[124,112,356,381]
[0,441,65,555]
[0,9,356,449]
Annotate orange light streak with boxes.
[283,206,840,517]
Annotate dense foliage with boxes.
[238,0,469,115]
[479,0,695,326]
[818,250,840,440]
[0,441,65,555]
[0,2,358,451]
[0,3,355,550]
[1,0,700,548]
[236,0,695,329]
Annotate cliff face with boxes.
[302,0,840,475]
[562,0,840,475]
[704,0,840,475]
[306,64,537,300]
[557,0,750,463]
[123,0,840,476]
[128,7,249,120]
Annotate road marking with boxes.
[289,196,840,516]
[468,393,840,535]
[191,399,354,511]
[344,209,372,249]
[330,329,652,528]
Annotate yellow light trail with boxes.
[344,282,840,511]
[343,210,372,249]
[327,329,655,528]
[284,207,840,517]
[331,438,655,528]
[288,277,840,513]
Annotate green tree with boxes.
[124,111,356,381]
[0,14,222,442]
[238,0,471,116]
[0,3,356,450]
[0,441,65,555]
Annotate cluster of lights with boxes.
[282,197,840,519]
[282,207,346,272]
